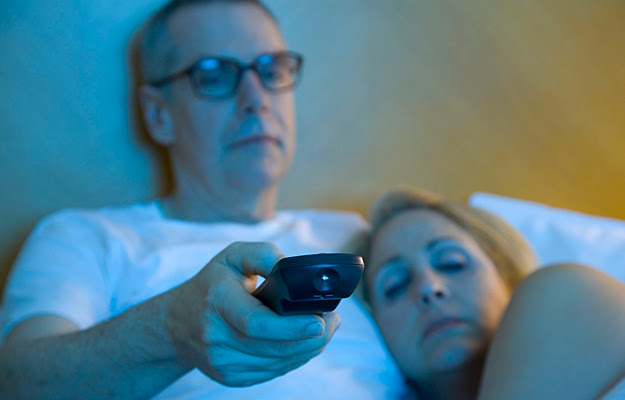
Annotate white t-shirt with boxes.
[0,200,407,399]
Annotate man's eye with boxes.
[261,68,286,83]
[431,248,469,272]
[194,67,225,84]
[262,69,277,79]
[197,74,221,86]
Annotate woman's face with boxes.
[367,209,511,382]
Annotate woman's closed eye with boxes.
[379,265,412,302]
[430,245,470,272]
[384,276,411,301]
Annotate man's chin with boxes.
[227,168,286,192]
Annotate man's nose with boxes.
[236,69,270,115]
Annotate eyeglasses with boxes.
[148,51,304,99]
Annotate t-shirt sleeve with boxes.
[0,210,111,342]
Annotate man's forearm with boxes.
[0,289,192,400]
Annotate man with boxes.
[0,0,404,398]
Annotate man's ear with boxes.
[139,85,174,145]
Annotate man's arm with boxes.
[0,293,190,400]
[0,242,340,399]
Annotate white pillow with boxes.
[468,192,625,283]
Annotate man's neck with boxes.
[162,183,278,224]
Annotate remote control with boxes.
[253,253,364,315]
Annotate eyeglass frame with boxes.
[147,50,304,100]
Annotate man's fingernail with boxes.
[306,322,324,337]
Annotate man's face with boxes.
[159,2,296,194]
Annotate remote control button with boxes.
[313,268,339,292]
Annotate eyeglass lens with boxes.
[191,53,301,98]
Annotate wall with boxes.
[1,0,624,290]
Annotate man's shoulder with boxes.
[279,209,368,229]
[34,200,161,234]
[275,209,368,253]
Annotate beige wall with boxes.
[1,0,625,289]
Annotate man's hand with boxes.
[166,242,341,387]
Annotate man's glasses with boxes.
[148,51,304,99]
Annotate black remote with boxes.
[252,253,364,315]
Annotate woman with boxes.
[352,187,625,400]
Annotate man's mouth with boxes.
[228,134,281,149]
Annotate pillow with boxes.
[468,192,625,283]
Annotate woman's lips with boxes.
[421,317,466,342]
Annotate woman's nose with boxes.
[415,272,449,306]
[419,287,447,305]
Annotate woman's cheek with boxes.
[376,302,412,347]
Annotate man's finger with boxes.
[213,347,324,374]
[217,241,284,278]
[225,313,340,358]
[219,285,330,341]
[209,348,325,387]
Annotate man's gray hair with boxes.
[137,0,277,83]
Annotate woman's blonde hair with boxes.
[349,187,537,303]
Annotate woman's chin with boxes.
[422,337,484,372]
